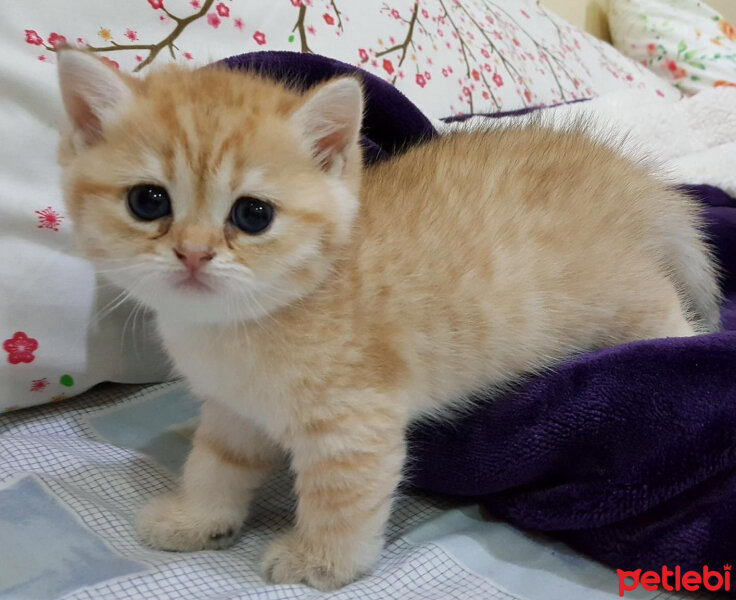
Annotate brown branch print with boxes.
[330,0,344,32]
[486,1,577,100]
[291,4,312,53]
[454,1,531,107]
[375,2,419,69]
[437,0,503,113]
[44,0,214,72]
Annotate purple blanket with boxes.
[223,52,736,580]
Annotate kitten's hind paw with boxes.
[136,492,243,551]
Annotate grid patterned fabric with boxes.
[0,382,511,600]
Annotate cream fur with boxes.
[57,51,720,590]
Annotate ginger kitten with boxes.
[57,50,720,590]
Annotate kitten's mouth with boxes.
[172,272,214,292]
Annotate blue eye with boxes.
[127,185,172,221]
[230,197,274,234]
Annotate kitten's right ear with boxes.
[57,49,135,145]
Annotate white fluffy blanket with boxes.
[438,87,736,196]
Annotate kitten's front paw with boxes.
[136,492,243,551]
[260,531,381,591]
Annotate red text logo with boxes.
[618,565,731,596]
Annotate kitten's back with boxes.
[321,125,719,404]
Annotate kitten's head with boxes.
[57,50,363,324]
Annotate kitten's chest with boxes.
[157,319,298,436]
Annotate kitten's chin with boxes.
[131,281,297,326]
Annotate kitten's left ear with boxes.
[57,49,136,145]
[290,77,363,175]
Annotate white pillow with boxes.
[608,0,736,95]
[1,0,678,412]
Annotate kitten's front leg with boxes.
[262,397,407,590]
[137,401,282,551]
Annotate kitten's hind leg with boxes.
[137,401,283,552]
[617,287,697,343]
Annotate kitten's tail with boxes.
[658,190,722,333]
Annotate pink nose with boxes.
[174,248,215,272]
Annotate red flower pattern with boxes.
[492,72,504,87]
[25,30,43,45]
[253,30,266,45]
[47,33,66,48]
[323,13,334,26]
[30,378,49,392]
[207,13,221,28]
[416,73,427,88]
[125,29,138,41]
[35,207,63,231]
[216,3,229,17]
[358,48,369,62]
[382,59,394,75]
[4,332,38,365]
[148,0,164,9]
[234,18,244,30]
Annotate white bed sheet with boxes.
[0,382,695,600]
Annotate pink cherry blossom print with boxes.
[493,72,504,87]
[47,33,67,49]
[216,3,229,17]
[358,48,369,62]
[207,13,221,28]
[253,30,266,45]
[234,18,244,30]
[191,0,200,7]
[4,332,38,365]
[184,52,193,60]
[291,0,301,5]
[124,29,138,41]
[416,73,427,88]
[323,13,334,25]
[148,0,164,9]
[35,207,63,231]
[25,30,43,45]
[383,59,394,75]
[30,378,49,392]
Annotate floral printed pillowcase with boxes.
[19,0,678,118]
[608,0,736,94]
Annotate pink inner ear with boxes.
[66,93,103,144]
[315,128,350,170]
